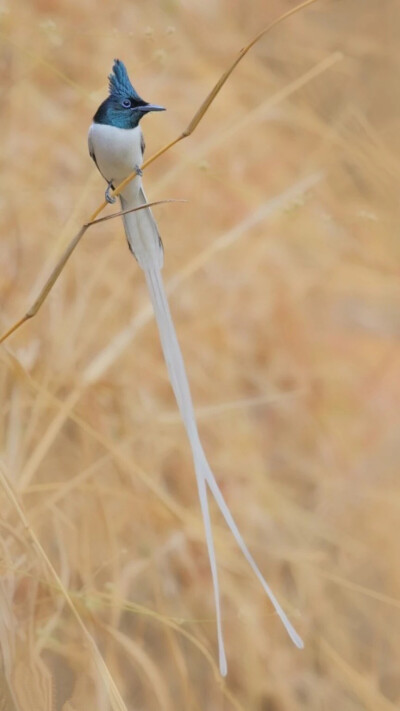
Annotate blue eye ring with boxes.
[122,98,132,108]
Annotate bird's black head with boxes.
[93,59,165,129]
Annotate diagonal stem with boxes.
[105,0,321,204]
[0,201,177,345]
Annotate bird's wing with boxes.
[88,129,114,188]
[88,130,96,163]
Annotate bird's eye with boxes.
[122,98,132,108]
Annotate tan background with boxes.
[1,1,400,709]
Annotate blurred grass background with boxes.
[1,0,400,709]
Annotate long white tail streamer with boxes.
[143,264,304,675]
[112,166,311,675]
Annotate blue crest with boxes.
[108,59,140,100]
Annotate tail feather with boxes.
[144,265,304,674]
[144,267,227,676]
[120,188,164,270]
[119,185,303,675]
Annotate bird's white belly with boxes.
[88,123,143,187]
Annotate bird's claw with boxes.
[135,165,143,178]
[105,182,116,204]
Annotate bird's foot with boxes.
[105,182,116,204]
[135,165,143,178]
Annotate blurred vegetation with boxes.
[1,0,399,709]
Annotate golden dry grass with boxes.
[1,0,400,709]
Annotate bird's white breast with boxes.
[88,123,143,188]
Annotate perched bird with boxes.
[88,59,165,269]
[89,60,303,677]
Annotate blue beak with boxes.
[139,103,166,113]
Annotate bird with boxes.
[88,60,303,677]
[88,59,165,270]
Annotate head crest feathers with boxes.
[108,59,140,99]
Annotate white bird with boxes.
[88,59,303,676]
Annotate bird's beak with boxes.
[138,103,166,113]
